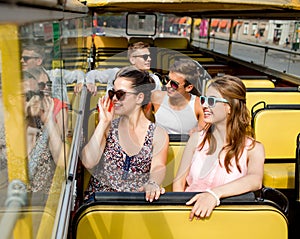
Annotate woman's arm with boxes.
[40,96,68,166]
[81,96,114,169]
[140,126,169,202]
[173,132,199,191]
[186,141,265,220]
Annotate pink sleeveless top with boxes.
[185,133,253,192]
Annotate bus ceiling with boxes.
[85,0,300,19]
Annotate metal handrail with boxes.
[54,86,88,239]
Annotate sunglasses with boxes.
[162,76,182,90]
[38,81,52,90]
[108,89,137,101]
[133,54,151,61]
[25,90,45,102]
[21,56,40,62]
[200,96,229,107]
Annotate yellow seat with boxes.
[163,141,186,192]
[263,163,295,188]
[246,90,300,113]
[242,79,275,88]
[94,36,128,49]
[74,203,287,239]
[154,37,189,49]
[253,108,300,189]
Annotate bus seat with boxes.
[129,37,154,45]
[96,60,129,68]
[72,191,288,239]
[246,88,300,113]
[242,79,275,88]
[163,141,187,192]
[263,163,295,188]
[86,36,93,49]
[93,36,128,49]
[252,105,300,189]
[154,37,189,49]
[0,206,56,237]
[202,64,233,77]
[295,133,300,203]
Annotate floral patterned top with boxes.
[28,118,56,194]
[85,118,155,200]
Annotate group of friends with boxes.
[1,41,265,219]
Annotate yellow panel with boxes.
[242,79,275,88]
[75,204,288,239]
[94,36,128,49]
[254,109,300,159]
[0,206,56,238]
[246,91,300,113]
[154,37,189,49]
[0,25,28,183]
[263,163,295,189]
[163,142,186,191]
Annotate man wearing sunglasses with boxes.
[152,59,208,135]
[80,41,161,95]
[21,44,85,103]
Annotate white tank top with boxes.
[155,94,198,134]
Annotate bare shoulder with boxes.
[187,131,202,148]
[248,140,265,161]
[153,126,169,153]
[154,125,169,141]
[151,90,167,105]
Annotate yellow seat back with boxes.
[246,91,300,113]
[74,203,287,239]
[242,79,275,88]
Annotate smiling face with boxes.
[129,48,151,71]
[21,50,43,71]
[166,71,192,98]
[112,77,140,116]
[202,86,230,125]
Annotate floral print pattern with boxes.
[85,118,155,201]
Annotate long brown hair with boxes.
[198,75,254,173]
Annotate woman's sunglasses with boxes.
[132,54,151,61]
[161,76,180,90]
[108,89,137,101]
[25,90,45,102]
[21,56,39,62]
[200,96,229,108]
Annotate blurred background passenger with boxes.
[21,43,85,104]
[79,41,161,95]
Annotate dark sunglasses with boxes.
[162,76,180,90]
[200,96,229,108]
[108,89,137,101]
[21,56,39,62]
[133,54,151,61]
[38,81,52,90]
[25,90,45,102]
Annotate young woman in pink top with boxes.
[173,75,265,220]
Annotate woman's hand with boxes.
[186,191,219,220]
[40,96,54,124]
[97,96,114,127]
[139,180,165,202]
